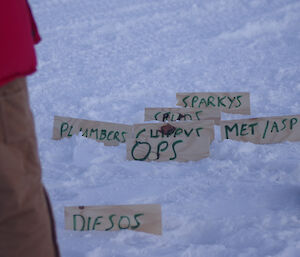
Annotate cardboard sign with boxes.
[221,115,300,144]
[127,121,214,162]
[144,107,221,125]
[176,92,250,114]
[52,116,132,146]
[65,204,162,235]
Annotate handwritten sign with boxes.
[176,92,250,114]
[65,204,162,235]
[52,116,132,146]
[144,107,221,125]
[220,115,300,144]
[127,121,214,162]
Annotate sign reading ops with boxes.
[176,92,250,114]
[221,115,300,144]
[144,107,221,125]
[65,204,162,235]
[52,116,132,146]
[127,121,214,162]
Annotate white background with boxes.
[29,0,300,256]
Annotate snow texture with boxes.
[28,0,300,256]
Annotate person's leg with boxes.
[0,77,60,257]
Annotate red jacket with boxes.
[0,0,41,87]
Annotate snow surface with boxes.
[28,0,300,256]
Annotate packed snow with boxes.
[28,0,300,256]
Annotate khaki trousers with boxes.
[0,78,60,257]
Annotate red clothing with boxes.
[0,0,41,87]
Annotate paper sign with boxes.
[176,92,250,114]
[127,121,214,162]
[64,204,162,235]
[144,107,221,125]
[221,115,300,144]
[52,116,132,146]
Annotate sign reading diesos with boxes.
[65,204,162,235]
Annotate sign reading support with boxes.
[65,204,162,235]
[220,115,300,144]
[144,107,221,125]
[127,121,214,162]
[176,92,250,114]
[52,116,132,146]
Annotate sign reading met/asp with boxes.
[221,115,300,144]
[176,92,250,114]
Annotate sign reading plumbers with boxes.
[52,116,132,146]
[176,92,250,114]
[65,204,162,235]
[221,115,300,144]
[144,107,221,125]
[127,121,214,162]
